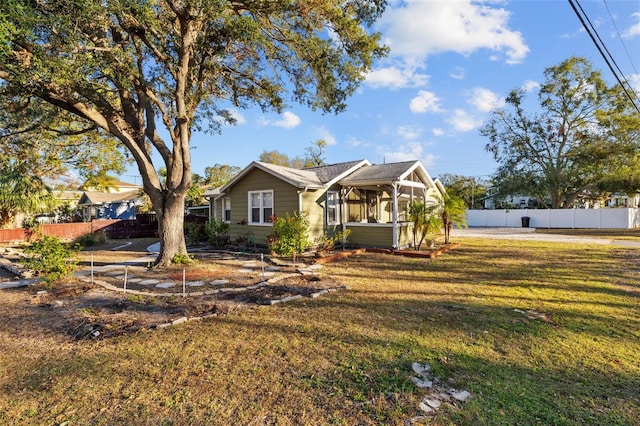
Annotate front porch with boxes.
[337,161,442,249]
[345,222,415,249]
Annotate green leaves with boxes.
[481,56,640,208]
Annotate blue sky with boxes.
[123,0,640,184]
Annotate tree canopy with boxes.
[0,0,387,264]
[481,56,640,209]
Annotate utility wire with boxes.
[568,0,640,114]
[602,0,639,78]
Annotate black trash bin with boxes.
[521,216,530,228]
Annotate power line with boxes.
[602,0,640,78]
[568,0,640,114]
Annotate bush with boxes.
[20,232,80,284]
[270,212,311,261]
[184,221,205,245]
[205,218,230,246]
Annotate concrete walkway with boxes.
[450,227,640,247]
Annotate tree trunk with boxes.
[154,190,187,266]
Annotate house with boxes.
[77,190,143,221]
[208,159,444,249]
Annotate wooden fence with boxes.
[0,220,119,244]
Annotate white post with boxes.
[392,183,398,249]
[183,268,186,298]
[123,266,128,294]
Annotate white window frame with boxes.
[222,197,231,223]
[248,190,274,225]
[327,191,339,225]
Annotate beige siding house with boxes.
[209,159,444,249]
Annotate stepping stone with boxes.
[155,282,176,289]
[242,262,257,268]
[187,281,205,287]
[139,279,160,286]
[73,270,91,277]
[0,280,35,289]
[266,266,280,271]
[93,265,123,273]
[103,271,124,276]
[210,279,229,286]
[259,271,276,277]
[237,268,254,273]
[127,278,142,283]
[307,264,323,270]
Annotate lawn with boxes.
[0,237,638,425]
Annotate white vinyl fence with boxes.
[466,208,640,229]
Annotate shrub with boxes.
[20,232,80,284]
[184,221,205,245]
[270,212,311,262]
[205,218,230,246]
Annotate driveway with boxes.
[450,227,640,247]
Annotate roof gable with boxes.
[303,160,369,185]
[78,190,141,205]
[339,160,435,188]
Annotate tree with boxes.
[438,173,488,209]
[0,98,127,226]
[0,1,387,265]
[204,164,241,189]
[481,57,640,209]
[260,139,327,169]
[406,201,441,250]
[303,139,327,167]
[440,194,467,245]
[259,150,295,167]
[0,160,52,228]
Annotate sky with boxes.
[121,0,640,185]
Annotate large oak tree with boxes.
[481,57,640,209]
[0,0,387,265]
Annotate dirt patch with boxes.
[3,245,346,341]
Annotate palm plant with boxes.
[440,194,468,244]
[407,201,441,250]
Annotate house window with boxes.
[327,191,338,224]
[222,198,231,222]
[249,190,273,224]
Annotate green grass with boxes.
[1,237,638,425]
[534,228,640,241]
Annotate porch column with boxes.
[392,183,399,249]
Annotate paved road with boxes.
[450,227,640,247]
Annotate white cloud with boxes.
[378,141,438,168]
[432,128,445,137]
[449,67,465,80]
[623,12,640,38]
[313,126,337,145]
[376,125,438,166]
[467,87,504,112]
[627,73,640,95]
[377,0,529,65]
[522,79,540,93]
[259,111,300,128]
[409,90,442,114]
[229,109,246,125]
[446,109,484,132]
[365,65,429,89]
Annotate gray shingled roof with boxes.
[303,160,367,184]
[339,161,420,184]
[255,162,324,188]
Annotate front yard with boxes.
[0,237,638,425]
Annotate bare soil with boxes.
[0,238,346,341]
